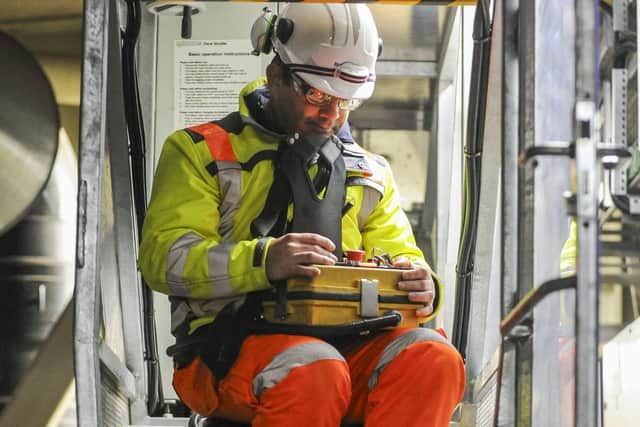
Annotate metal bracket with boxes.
[613,0,629,33]
[360,279,379,318]
[505,324,533,343]
[76,180,87,269]
[518,141,631,168]
[630,196,640,214]
[274,281,289,320]
[500,276,577,337]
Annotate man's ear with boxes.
[266,63,283,87]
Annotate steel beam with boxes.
[496,0,520,422]
[74,0,109,425]
[515,1,535,425]
[574,0,600,426]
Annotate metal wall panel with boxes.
[435,8,465,335]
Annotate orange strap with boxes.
[188,122,237,162]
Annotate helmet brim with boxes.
[300,72,375,101]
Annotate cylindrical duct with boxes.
[0,132,76,409]
[0,30,73,410]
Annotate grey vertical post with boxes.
[574,0,600,426]
[74,0,109,425]
[498,0,519,424]
[138,6,159,193]
[107,0,151,421]
[515,1,535,425]
[420,88,439,267]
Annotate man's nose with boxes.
[318,98,340,121]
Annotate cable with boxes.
[122,0,164,416]
[181,6,192,39]
[452,0,493,358]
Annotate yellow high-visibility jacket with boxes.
[139,78,442,340]
[560,219,577,276]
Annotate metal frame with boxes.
[514,1,536,424]
[107,0,152,420]
[447,3,503,424]
[609,0,640,213]
[435,6,464,335]
[610,68,632,202]
[420,83,439,266]
[495,2,598,426]
[500,277,577,337]
[574,1,600,425]
[496,0,600,427]
[76,0,166,424]
[137,4,159,190]
[75,0,109,424]
[496,0,520,424]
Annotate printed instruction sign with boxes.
[175,39,262,129]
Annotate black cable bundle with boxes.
[452,0,493,358]
[122,0,164,416]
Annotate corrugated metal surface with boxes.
[475,371,498,427]
[101,367,130,427]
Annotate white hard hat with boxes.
[251,4,381,101]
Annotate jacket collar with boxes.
[238,78,355,144]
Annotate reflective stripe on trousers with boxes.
[172,328,465,427]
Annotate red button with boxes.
[345,249,365,262]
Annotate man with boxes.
[140,4,465,426]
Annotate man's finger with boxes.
[288,232,336,252]
[392,256,411,268]
[408,290,435,304]
[294,251,337,266]
[294,264,322,277]
[401,268,430,281]
[416,304,434,317]
[398,277,434,291]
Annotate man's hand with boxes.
[393,257,436,317]
[266,233,338,282]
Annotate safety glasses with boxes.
[289,72,363,111]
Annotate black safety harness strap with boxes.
[282,134,345,258]
[249,142,291,239]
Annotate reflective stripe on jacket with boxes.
[139,77,442,340]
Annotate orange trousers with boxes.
[173,328,465,427]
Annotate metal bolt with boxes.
[505,324,532,342]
